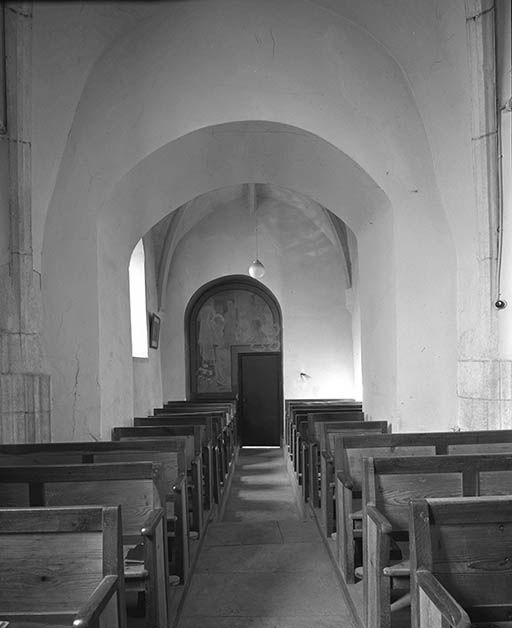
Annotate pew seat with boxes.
[136,413,235,505]
[0,463,169,628]
[0,505,126,628]
[112,425,210,527]
[362,453,512,628]
[334,429,512,584]
[0,439,190,582]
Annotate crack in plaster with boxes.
[466,6,495,22]
[6,138,31,146]
[7,7,32,19]
[269,28,276,58]
[71,345,80,440]
[472,130,498,141]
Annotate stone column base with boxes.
[0,372,51,442]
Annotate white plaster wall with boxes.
[160,192,355,403]
[96,207,164,439]
[347,230,362,401]
[0,142,9,267]
[132,234,163,419]
[39,0,458,436]
[358,210,397,425]
[314,0,475,268]
[97,209,132,439]
[32,1,156,271]
[32,0,475,278]
[43,116,455,437]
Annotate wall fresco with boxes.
[195,289,281,393]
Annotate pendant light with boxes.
[247,183,265,279]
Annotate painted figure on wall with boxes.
[195,289,281,393]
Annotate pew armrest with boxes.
[416,570,471,628]
[171,473,187,495]
[141,508,165,537]
[336,470,354,490]
[321,449,333,462]
[73,574,119,628]
[366,504,392,535]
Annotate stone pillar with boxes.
[0,3,50,443]
[458,0,511,429]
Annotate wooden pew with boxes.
[0,439,190,583]
[0,505,126,628]
[304,419,388,532]
[136,413,234,505]
[362,453,512,628]
[285,398,357,439]
[152,407,237,464]
[163,400,236,419]
[409,495,512,628]
[333,429,512,584]
[112,425,210,532]
[163,398,237,414]
[0,463,168,628]
[289,403,363,459]
[294,411,364,499]
[292,406,363,473]
[285,399,361,453]
[290,404,363,470]
[297,412,369,501]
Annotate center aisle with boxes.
[175,447,356,628]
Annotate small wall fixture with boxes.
[299,371,312,382]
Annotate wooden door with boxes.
[238,352,282,446]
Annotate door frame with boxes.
[238,350,284,445]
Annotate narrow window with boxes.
[129,239,148,358]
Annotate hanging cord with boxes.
[255,210,260,261]
[494,2,511,308]
[496,103,505,303]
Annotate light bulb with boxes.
[248,259,265,279]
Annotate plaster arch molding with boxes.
[41,1,456,441]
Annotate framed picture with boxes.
[149,313,160,349]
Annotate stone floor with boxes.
[175,447,356,628]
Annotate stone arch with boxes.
[40,0,457,439]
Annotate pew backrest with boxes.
[306,416,381,446]
[135,414,221,440]
[0,505,124,622]
[0,462,164,539]
[0,439,186,481]
[154,407,230,427]
[163,401,236,420]
[364,453,512,532]
[286,398,357,416]
[336,430,512,491]
[409,495,512,628]
[316,420,389,453]
[112,425,206,454]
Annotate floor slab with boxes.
[204,520,284,546]
[180,571,351,618]
[175,447,355,628]
[195,541,331,574]
[178,616,353,628]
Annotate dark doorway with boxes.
[238,352,282,446]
